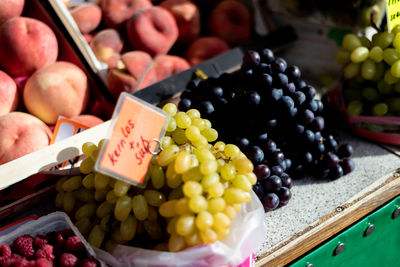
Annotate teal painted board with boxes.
[290,195,400,267]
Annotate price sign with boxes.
[387,0,400,32]
[95,93,169,187]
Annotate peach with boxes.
[159,0,200,45]
[0,70,19,116]
[185,36,230,65]
[107,51,155,99]
[90,29,123,68]
[69,3,102,34]
[101,0,152,28]
[153,54,190,82]
[126,6,178,56]
[208,0,251,46]
[0,17,58,77]
[0,112,52,165]
[0,0,24,25]
[69,114,104,127]
[23,61,89,125]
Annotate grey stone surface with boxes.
[255,134,400,257]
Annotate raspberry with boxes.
[36,258,54,267]
[59,253,78,267]
[29,260,37,267]
[35,244,55,261]
[11,256,29,267]
[56,233,65,247]
[65,236,84,253]
[0,244,12,259]
[1,257,12,267]
[81,258,98,267]
[33,235,48,249]
[12,235,34,258]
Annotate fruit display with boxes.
[0,229,100,266]
[335,26,400,118]
[65,0,254,99]
[178,49,355,210]
[55,103,255,252]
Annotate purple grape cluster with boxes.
[178,49,355,211]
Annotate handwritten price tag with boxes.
[95,93,168,186]
[387,0,400,31]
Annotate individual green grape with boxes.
[55,191,64,208]
[147,206,158,222]
[106,190,118,204]
[120,215,137,241]
[90,149,100,161]
[350,46,369,63]
[195,211,213,231]
[208,182,224,198]
[343,62,360,79]
[97,201,113,218]
[75,202,97,220]
[144,220,163,239]
[224,144,240,158]
[232,174,252,192]
[172,128,188,145]
[144,190,166,207]
[174,151,192,174]
[220,164,236,180]
[212,212,231,232]
[132,194,149,221]
[213,141,225,152]
[393,25,400,35]
[150,165,165,189]
[185,230,202,247]
[372,32,394,49]
[168,233,186,252]
[163,103,177,116]
[167,217,178,235]
[82,142,97,157]
[369,46,383,62]
[63,192,76,212]
[232,157,253,173]
[185,126,201,141]
[94,188,108,202]
[224,188,247,204]
[62,175,82,191]
[359,36,371,48]
[346,100,363,116]
[88,225,105,248]
[361,59,376,80]
[182,166,202,182]
[74,188,94,202]
[377,80,393,95]
[191,118,206,131]
[384,69,400,84]
[111,227,125,244]
[191,135,208,147]
[186,109,201,118]
[383,48,400,65]
[362,87,380,102]
[189,154,199,168]
[166,163,182,188]
[342,33,362,51]
[193,147,215,162]
[199,159,218,175]
[159,200,177,217]
[160,136,174,150]
[94,173,109,190]
[394,32,400,50]
[207,197,226,214]
[246,172,257,185]
[203,119,212,128]
[80,157,95,174]
[183,181,203,197]
[75,217,92,235]
[201,128,218,142]
[56,177,68,192]
[82,173,95,189]
[114,195,132,221]
[113,180,131,197]
[157,144,179,166]
[199,228,217,244]
[334,49,350,65]
[175,112,191,129]
[174,198,191,215]
[372,103,388,116]
[223,205,237,221]
[100,215,111,231]
[201,173,219,192]
[392,60,400,79]
[167,118,177,132]
[176,214,195,236]
[189,195,208,213]
[168,186,183,200]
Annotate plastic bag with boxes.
[94,191,266,267]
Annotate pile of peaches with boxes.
[0,0,104,166]
[68,0,253,99]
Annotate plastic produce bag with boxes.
[94,191,266,267]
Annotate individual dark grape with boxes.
[316,99,324,114]
[289,107,298,117]
[315,166,330,179]
[284,82,296,94]
[256,133,268,144]
[268,88,283,102]
[292,91,306,106]
[271,151,285,165]
[178,98,191,111]
[295,79,307,89]
[254,164,271,180]
[262,175,282,192]
[295,124,305,135]
[329,165,344,179]
[273,73,289,88]
[253,182,265,199]
[235,137,250,152]
[265,119,277,131]
[259,72,273,87]
[279,95,295,110]
[306,99,319,112]
[315,132,323,143]
[311,116,325,132]
[242,50,261,69]
[271,165,283,176]
[262,193,280,211]
[285,65,301,81]
[258,63,272,75]
[299,109,315,125]
[291,164,305,177]
[313,143,325,155]
[301,85,316,100]
[280,173,293,189]
[284,158,292,170]
[197,101,214,115]
[186,79,199,90]
[272,57,287,73]
[302,152,313,165]
[337,144,354,158]
[304,130,315,143]
[246,146,264,164]
[260,48,274,63]
[262,139,277,153]
[340,158,355,174]
[277,187,292,203]
[244,91,261,106]
[325,135,338,151]
[325,152,339,168]
[210,86,224,97]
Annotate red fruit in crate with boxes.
[59,253,78,267]
[12,235,34,258]
[0,70,19,116]
[65,236,85,253]
[33,235,49,249]
[185,37,230,66]
[36,258,54,267]
[12,255,30,266]
[101,0,153,28]
[0,244,12,260]
[56,233,66,247]
[0,0,24,25]
[60,229,74,239]
[81,258,98,267]
[35,244,55,261]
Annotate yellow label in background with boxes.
[387,0,400,31]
